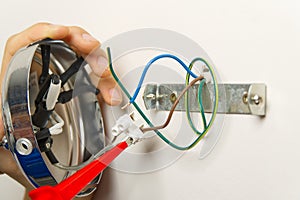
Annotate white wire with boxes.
[46,79,61,110]
[49,111,64,135]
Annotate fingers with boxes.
[0,148,34,189]
[99,69,123,106]
[85,46,123,106]
[90,69,123,106]
[63,26,101,55]
[53,25,123,105]
[0,23,123,187]
[1,23,69,73]
[84,47,108,76]
[1,22,122,107]
[59,26,122,105]
[1,23,101,72]
[0,22,69,140]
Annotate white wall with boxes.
[0,0,299,199]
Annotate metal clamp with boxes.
[143,83,266,116]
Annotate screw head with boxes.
[45,142,51,149]
[146,93,156,100]
[170,92,177,103]
[251,94,262,105]
[242,92,248,104]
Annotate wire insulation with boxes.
[129,54,198,103]
[107,47,219,150]
[141,75,204,132]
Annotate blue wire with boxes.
[130,54,198,103]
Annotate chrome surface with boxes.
[15,138,33,155]
[1,40,105,196]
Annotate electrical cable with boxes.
[107,47,219,150]
[40,44,51,85]
[47,47,219,171]
[129,54,198,103]
[141,75,204,132]
[54,142,116,171]
[184,57,219,137]
[60,57,86,86]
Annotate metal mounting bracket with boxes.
[142,83,266,116]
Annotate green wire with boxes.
[185,57,219,141]
[198,80,208,128]
[107,47,219,150]
[185,78,207,135]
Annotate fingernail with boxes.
[82,33,97,42]
[109,88,122,104]
[97,56,108,69]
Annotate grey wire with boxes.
[54,143,116,171]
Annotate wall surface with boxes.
[0,0,299,199]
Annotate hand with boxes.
[0,23,122,190]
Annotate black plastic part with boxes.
[35,76,51,106]
[35,129,59,164]
[38,137,52,152]
[35,74,60,106]
[51,74,60,84]
[35,74,59,106]
[95,88,100,95]
[57,86,100,104]
[45,149,59,164]
[32,102,53,128]
[36,128,51,141]
[60,57,85,86]
[57,90,73,104]
[39,45,51,85]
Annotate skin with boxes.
[0,23,122,199]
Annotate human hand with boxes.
[0,23,122,189]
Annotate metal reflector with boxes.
[1,39,104,197]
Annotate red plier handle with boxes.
[29,139,131,200]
